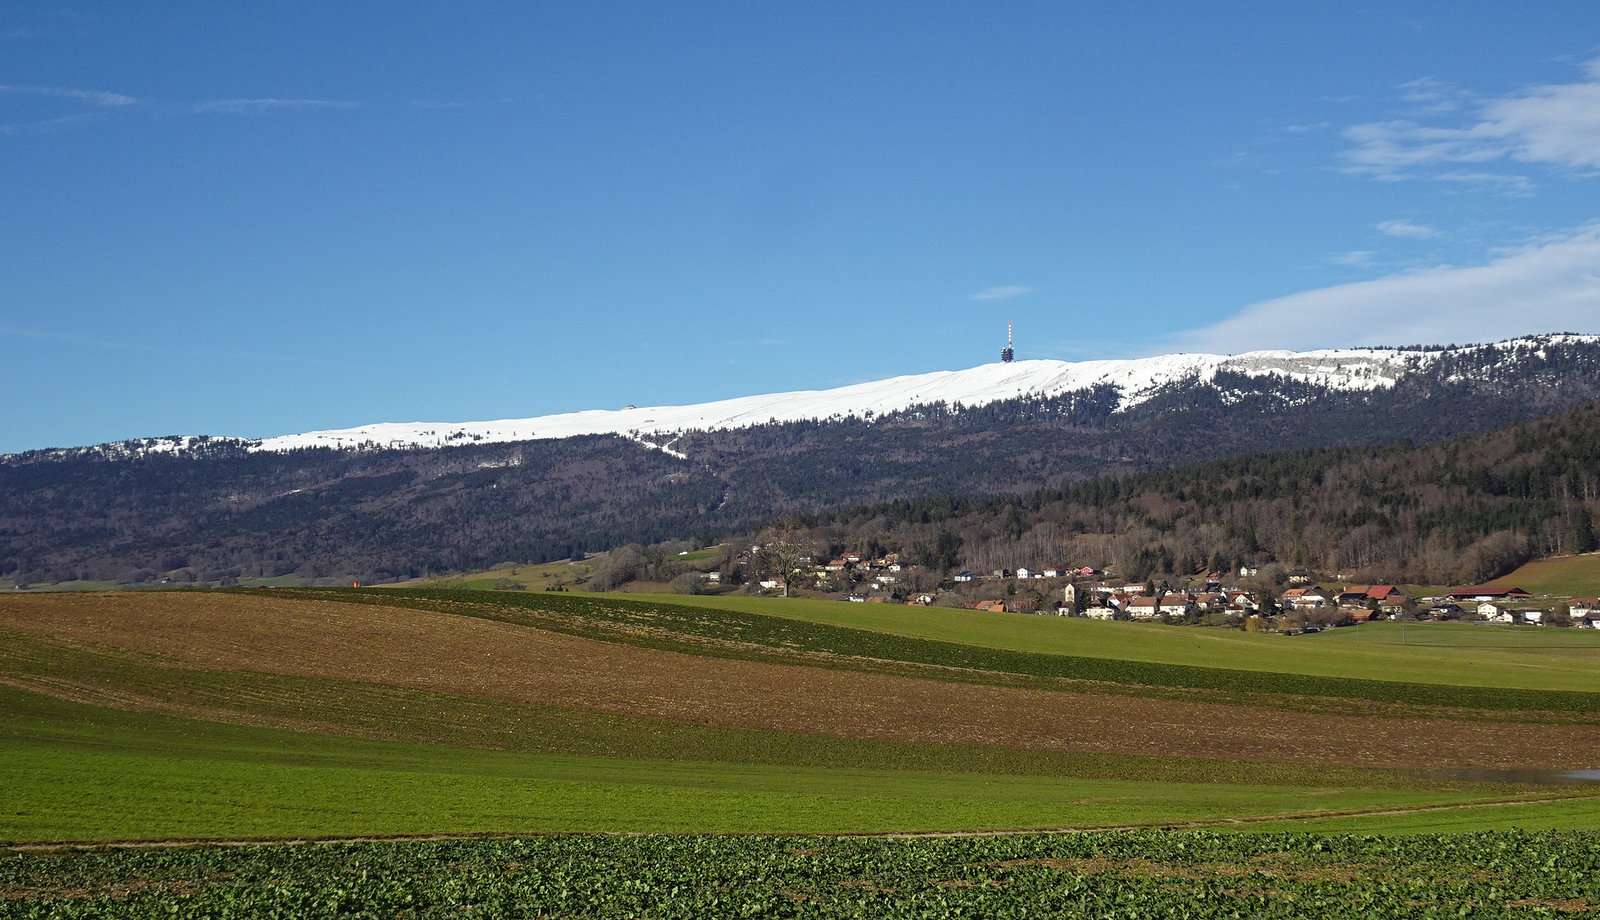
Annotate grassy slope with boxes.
[632,592,1600,692]
[1484,552,1600,597]
[389,559,594,590]
[1313,620,1600,647]
[2,684,1518,842]
[3,631,1426,786]
[5,590,1600,842]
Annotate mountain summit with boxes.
[8,333,1600,586]
[40,334,1596,459]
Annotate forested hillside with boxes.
[0,437,723,585]
[785,402,1600,586]
[5,337,1600,585]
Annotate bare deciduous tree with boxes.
[756,524,812,597]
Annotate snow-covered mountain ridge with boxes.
[31,334,1600,459]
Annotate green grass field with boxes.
[1314,619,1600,648]
[7,682,1536,843]
[4,579,119,592]
[619,591,1600,692]
[5,588,1600,848]
[393,558,595,590]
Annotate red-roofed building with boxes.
[1446,586,1533,600]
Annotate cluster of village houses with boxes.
[743,550,1600,629]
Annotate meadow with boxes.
[627,591,1600,692]
[1481,551,1600,598]
[4,587,1599,914]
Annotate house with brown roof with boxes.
[1280,586,1333,610]
[1126,596,1162,620]
[1157,593,1194,617]
[1338,585,1374,606]
[1447,586,1533,600]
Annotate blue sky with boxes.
[5,2,1600,452]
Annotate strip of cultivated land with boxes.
[6,831,1600,918]
[1,589,1598,843]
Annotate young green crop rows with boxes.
[4,830,1597,919]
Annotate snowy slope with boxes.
[28,335,1595,459]
[249,346,1441,453]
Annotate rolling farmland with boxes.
[3,587,1599,915]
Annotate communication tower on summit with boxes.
[1000,322,1015,363]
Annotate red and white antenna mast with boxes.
[1000,321,1015,363]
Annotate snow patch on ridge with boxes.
[19,335,1597,459]
[248,346,1443,454]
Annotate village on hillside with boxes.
[726,547,1600,631]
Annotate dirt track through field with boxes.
[3,592,1597,771]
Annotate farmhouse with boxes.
[1225,590,1260,611]
[1126,596,1162,620]
[1157,593,1194,617]
[1478,602,1513,623]
[1280,586,1333,611]
[1447,586,1533,601]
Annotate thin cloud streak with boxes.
[1377,219,1439,239]
[194,98,358,114]
[0,325,81,342]
[1173,224,1600,354]
[0,84,136,106]
[969,285,1033,301]
[0,86,358,133]
[1330,250,1375,267]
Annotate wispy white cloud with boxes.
[0,85,357,133]
[0,324,80,342]
[1173,223,1600,353]
[1395,76,1473,115]
[1343,58,1600,185]
[1330,250,1375,267]
[0,84,140,132]
[193,98,357,115]
[1376,219,1439,239]
[0,84,136,106]
[969,285,1033,301]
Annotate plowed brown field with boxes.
[2,591,1594,770]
